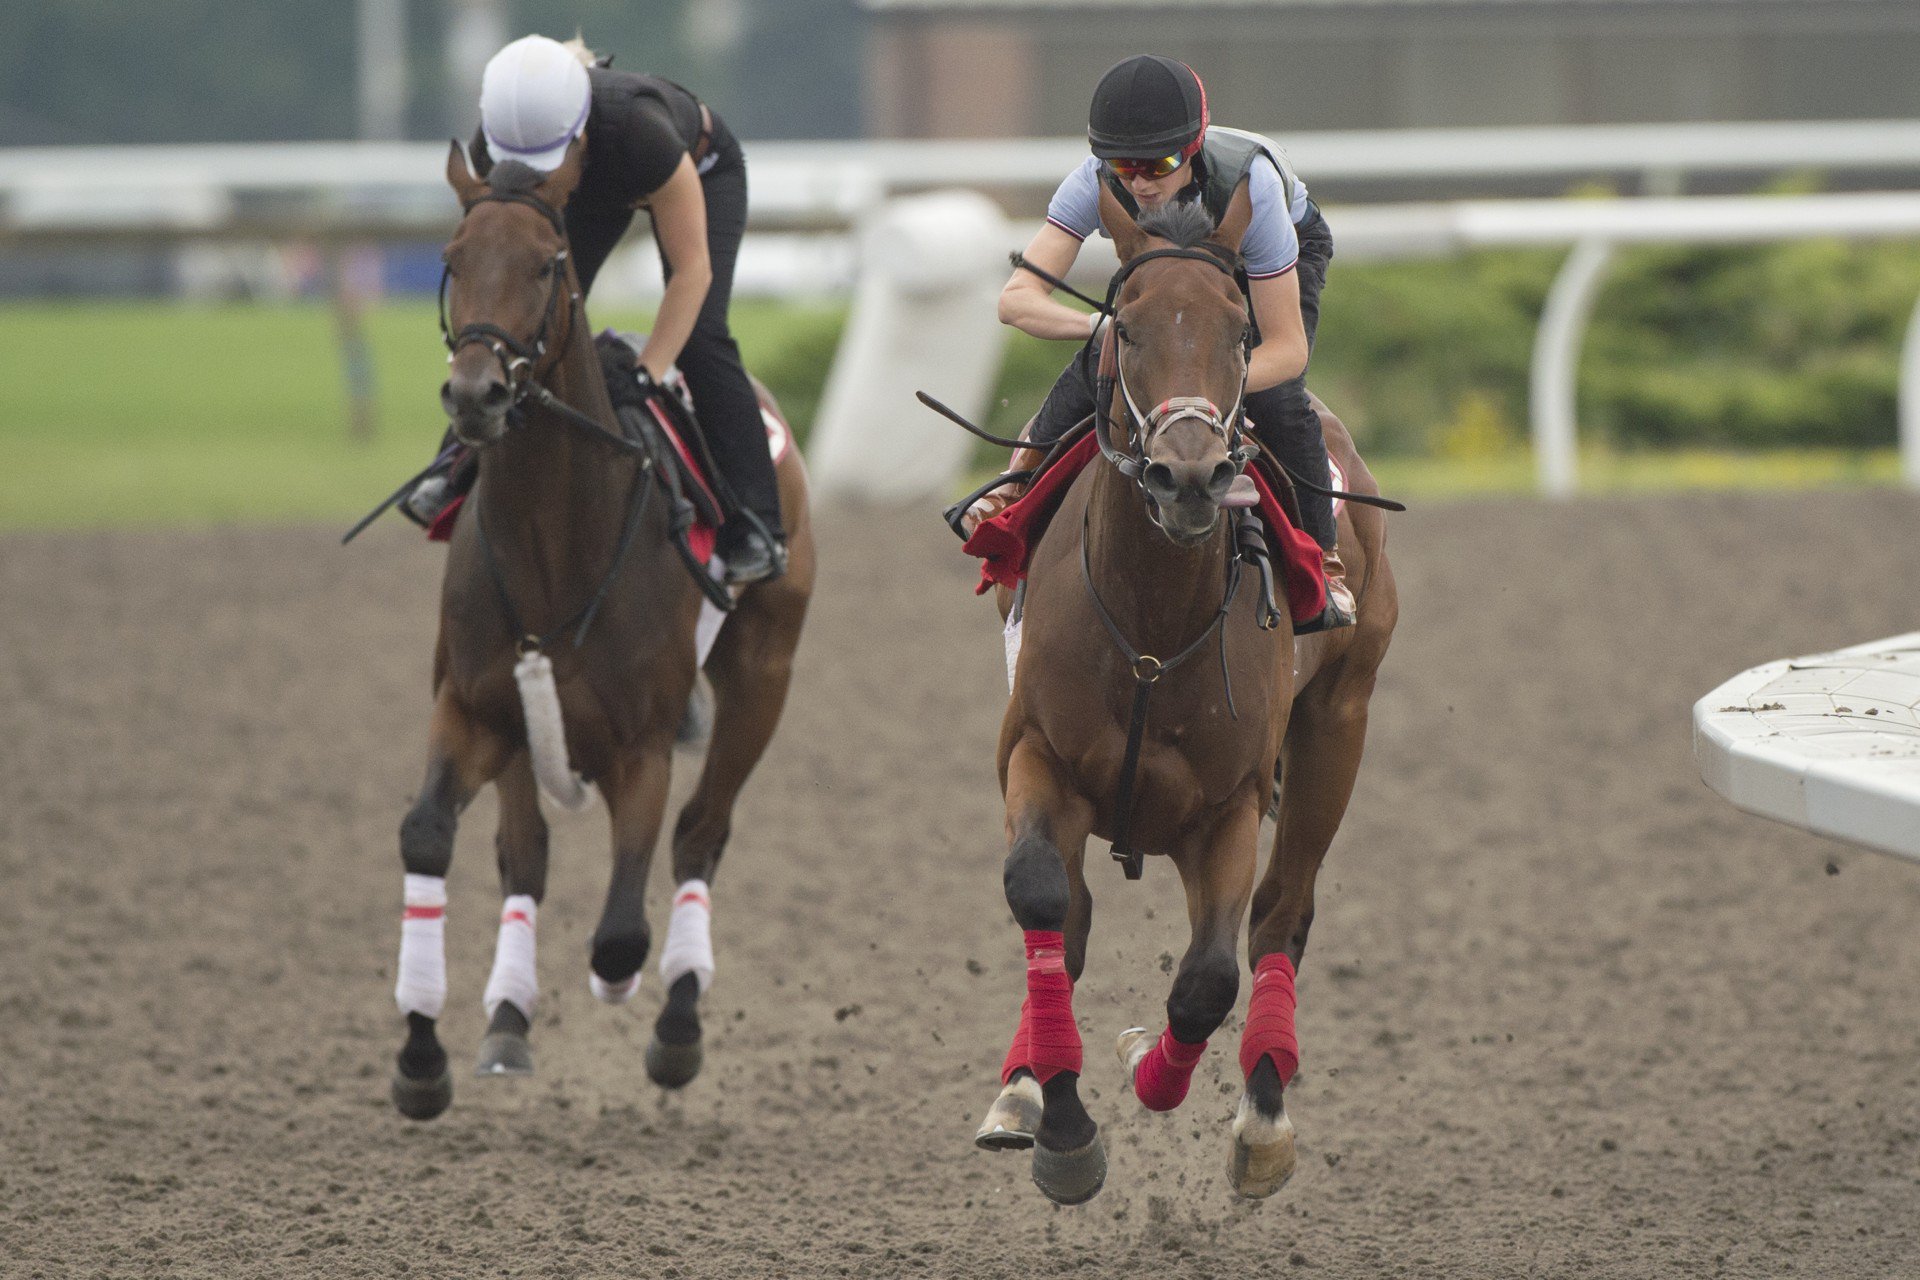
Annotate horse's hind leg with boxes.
[391,689,510,1120]
[981,740,1103,1205]
[474,750,547,1078]
[1118,802,1259,1116]
[1233,653,1382,1195]
[651,576,809,1087]
[589,739,676,1009]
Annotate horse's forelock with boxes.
[487,160,546,196]
[1135,201,1218,253]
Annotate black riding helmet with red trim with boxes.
[1087,54,1209,161]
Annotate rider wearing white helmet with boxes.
[420,33,784,584]
[981,54,1353,631]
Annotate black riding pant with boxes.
[565,118,783,548]
[1027,202,1337,550]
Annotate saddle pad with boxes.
[961,433,1327,625]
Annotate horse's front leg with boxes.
[1117,799,1259,1118]
[391,687,511,1120]
[976,738,1102,1205]
[587,737,674,1009]
[473,750,547,1078]
[1233,658,1379,1196]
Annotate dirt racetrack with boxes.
[4,489,1919,1279]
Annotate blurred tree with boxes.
[0,0,862,145]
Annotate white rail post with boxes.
[807,191,1010,502]
[1530,237,1614,498]
[1901,291,1920,490]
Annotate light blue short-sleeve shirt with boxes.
[1044,148,1306,279]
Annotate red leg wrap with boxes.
[999,930,1081,1085]
[1238,952,1300,1086]
[1133,1026,1207,1112]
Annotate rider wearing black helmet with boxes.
[976,54,1353,630]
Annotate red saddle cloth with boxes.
[961,433,1327,625]
[427,396,795,569]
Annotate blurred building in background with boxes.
[863,0,1920,137]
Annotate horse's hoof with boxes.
[1228,1094,1297,1199]
[391,1067,453,1121]
[474,1031,534,1077]
[645,1035,703,1089]
[1031,1132,1107,1205]
[974,1074,1044,1151]
[1115,1026,1155,1081]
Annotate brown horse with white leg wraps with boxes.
[386,141,813,1119]
[974,183,1396,1202]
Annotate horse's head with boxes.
[438,139,585,445]
[1096,180,1255,546]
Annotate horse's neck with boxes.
[478,310,629,539]
[1085,461,1230,654]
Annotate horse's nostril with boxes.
[1144,462,1177,497]
[1208,461,1236,494]
[481,381,511,409]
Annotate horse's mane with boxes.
[487,160,546,195]
[1136,200,1220,253]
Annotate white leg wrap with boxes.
[658,880,715,995]
[589,969,641,1004]
[514,649,597,813]
[695,558,729,668]
[1003,613,1024,694]
[481,895,538,1020]
[395,873,448,1019]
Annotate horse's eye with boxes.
[1113,322,1132,345]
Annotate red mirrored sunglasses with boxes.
[1108,153,1187,181]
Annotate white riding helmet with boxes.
[480,35,591,173]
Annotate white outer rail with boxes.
[1694,635,1920,864]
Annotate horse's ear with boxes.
[536,134,586,210]
[1209,179,1254,255]
[446,139,484,207]
[1097,177,1149,264]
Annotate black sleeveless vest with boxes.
[1101,127,1297,228]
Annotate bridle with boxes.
[437,189,579,416]
[1090,241,1258,493]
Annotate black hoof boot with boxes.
[646,973,703,1089]
[392,1013,453,1120]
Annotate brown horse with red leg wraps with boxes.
[385,141,813,1119]
[974,183,1396,1201]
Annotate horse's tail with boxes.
[513,650,599,812]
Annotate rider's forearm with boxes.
[999,285,1102,343]
[1247,332,1309,394]
[637,265,714,380]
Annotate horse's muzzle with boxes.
[1143,458,1235,544]
[441,370,512,445]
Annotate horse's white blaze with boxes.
[589,970,641,1004]
[395,873,448,1019]
[658,879,715,994]
[482,894,538,1019]
[514,649,597,812]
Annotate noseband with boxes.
[438,190,579,410]
[1091,243,1258,488]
